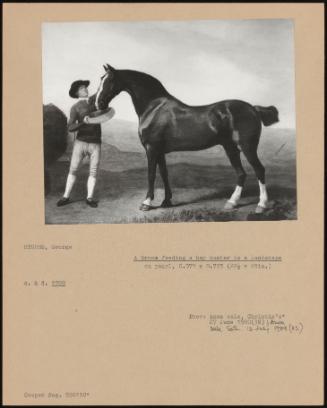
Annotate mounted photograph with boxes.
[42,19,296,224]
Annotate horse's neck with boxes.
[88,93,97,109]
[118,70,170,116]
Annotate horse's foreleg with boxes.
[158,153,172,207]
[223,143,247,210]
[140,144,158,211]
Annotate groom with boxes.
[57,79,114,208]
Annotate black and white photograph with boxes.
[42,19,296,224]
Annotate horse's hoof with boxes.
[139,204,152,211]
[255,205,266,214]
[161,199,172,208]
[223,201,236,210]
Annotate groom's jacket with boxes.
[68,97,101,144]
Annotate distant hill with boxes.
[102,119,142,152]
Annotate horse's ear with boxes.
[105,63,115,73]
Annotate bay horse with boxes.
[95,64,279,213]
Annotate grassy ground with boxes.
[45,159,297,224]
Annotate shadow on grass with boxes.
[121,198,297,223]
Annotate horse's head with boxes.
[95,64,121,110]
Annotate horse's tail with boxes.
[254,105,279,126]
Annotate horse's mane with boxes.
[119,70,170,97]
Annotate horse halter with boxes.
[95,73,109,110]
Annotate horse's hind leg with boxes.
[223,142,247,210]
[241,144,268,214]
[158,153,172,207]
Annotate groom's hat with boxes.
[69,80,90,98]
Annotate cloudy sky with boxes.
[42,19,295,128]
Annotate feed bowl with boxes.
[89,107,112,118]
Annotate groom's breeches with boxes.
[69,140,101,177]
